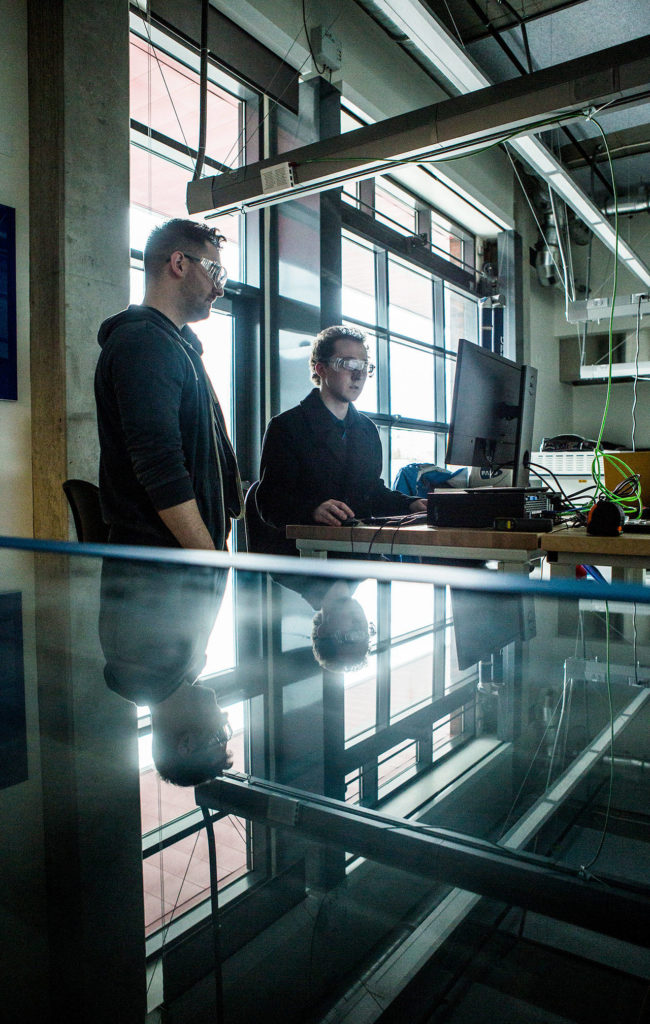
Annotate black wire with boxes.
[192,0,209,181]
[527,461,572,507]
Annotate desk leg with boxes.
[297,545,327,559]
[495,559,534,575]
[612,566,645,585]
[546,558,576,579]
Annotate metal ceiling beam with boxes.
[187,35,650,214]
[351,0,650,283]
[187,34,650,285]
[559,123,650,167]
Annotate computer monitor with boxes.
[445,339,537,488]
[451,589,536,671]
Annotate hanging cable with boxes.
[585,115,642,517]
[580,602,615,876]
[192,0,209,181]
[135,14,194,164]
[548,186,574,321]
[506,149,564,284]
[632,293,643,451]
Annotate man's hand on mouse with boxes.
[313,499,355,526]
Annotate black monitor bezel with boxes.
[445,339,537,489]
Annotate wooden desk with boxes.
[543,527,650,583]
[287,523,650,582]
[286,523,544,573]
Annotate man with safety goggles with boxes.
[95,218,243,550]
[255,325,425,552]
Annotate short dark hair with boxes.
[310,325,367,385]
[143,218,226,279]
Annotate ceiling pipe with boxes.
[602,189,650,216]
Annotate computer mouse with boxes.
[341,517,361,526]
[586,499,624,536]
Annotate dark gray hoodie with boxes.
[95,304,241,548]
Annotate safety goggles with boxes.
[181,252,228,288]
[328,622,376,645]
[326,357,375,377]
[205,716,233,750]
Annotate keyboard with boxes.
[622,518,650,533]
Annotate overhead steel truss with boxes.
[187,35,650,221]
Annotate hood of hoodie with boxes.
[97,304,203,355]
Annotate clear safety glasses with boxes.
[326,357,375,377]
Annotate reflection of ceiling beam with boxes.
[188,34,650,285]
[558,123,650,167]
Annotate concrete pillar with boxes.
[28,0,130,539]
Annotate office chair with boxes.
[244,481,295,555]
[62,479,110,543]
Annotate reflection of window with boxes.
[278,197,321,303]
[279,329,314,411]
[390,341,435,421]
[444,285,478,355]
[343,581,476,809]
[342,235,376,324]
[128,28,246,284]
[388,257,433,342]
[195,309,234,436]
[353,328,378,416]
[375,179,417,236]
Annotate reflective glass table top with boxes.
[2,538,649,1024]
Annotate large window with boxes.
[341,215,479,487]
[128,17,261,947]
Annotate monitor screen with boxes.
[451,589,536,671]
[445,339,537,488]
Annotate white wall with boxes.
[0,0,32,538]
[562,215,650,449]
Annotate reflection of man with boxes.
[95,218,243,549]
[99,560,232,785]
[256,326,425,550]
[275,573,373,672]
[311,580,372,672]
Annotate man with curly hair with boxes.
[255,325,425,552]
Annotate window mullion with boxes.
[433,278,446,430]
[375,248,390,418]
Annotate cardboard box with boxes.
[603,450,650,507]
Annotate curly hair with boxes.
[144,218,226,279]
[310,325,367,385]
[311,610,370,672]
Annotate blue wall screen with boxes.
[0,204,17,401]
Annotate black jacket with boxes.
[95,305,242,548]
[256,389,413,537]
[100,559,228,706]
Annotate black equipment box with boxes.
[427,487,551,528]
